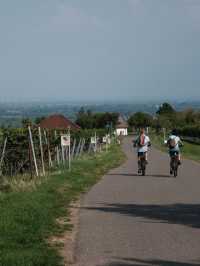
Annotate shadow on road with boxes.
[84,203,200,229]
[99,257,200,266]
[108,173,171,178]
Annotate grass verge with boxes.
[151,134,200,162]
[0,144,125,266]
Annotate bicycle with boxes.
[170,151,179,177]
[138,152,147,176]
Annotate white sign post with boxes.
[61,134,70,147]
[95,132,97,153]
[91,137,96,144]
[163,128,166,144]
[91,133,97,153]
[107,134,111,145]
[103,136,108,151]
[61,131,71,171]
[103,136,107,143]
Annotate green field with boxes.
[151,134,200,162]
[0,144,125,266]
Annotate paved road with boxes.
[74,137,200,266]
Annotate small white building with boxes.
[115,116,128,136]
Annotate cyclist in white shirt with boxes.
[167,129,183,169]
[134,128,151,164]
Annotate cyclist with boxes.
[167,129,183,174]
[134,128,151,170]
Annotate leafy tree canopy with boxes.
[21,118,32,128]
[76,108,119,129]
[156,102,175,115]
[35,116,46,125]
[128,112,153,128]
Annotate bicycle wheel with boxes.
[142,168,146,176]
[170,159,174,176]
[173,169,177,177]
[138,161,141,174]
[174,164,178,177]
[141,160,146,176]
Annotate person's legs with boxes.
[170,157,173,174]
[178,152,181,165]
[138,153,141,173]
[145,152,148,163]
[169,151,173,174]
[174,150,181,164]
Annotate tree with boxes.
[76,109,94,129]
[76,109,119,129]
[21,118,32,128]
[156,103,175,115]
[35,116,46,125]
[128,112,153,128]
[184,109,196,124]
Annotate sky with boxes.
[0,0,200,102]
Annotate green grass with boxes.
[0,144,125,266]
[151,134,200,162]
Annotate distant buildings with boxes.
[115,116,128,136]
[39,114,80,131]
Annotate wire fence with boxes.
[0,127,113,179]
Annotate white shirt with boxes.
[136,135,150,153]
[168,135,181,151]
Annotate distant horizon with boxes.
[0,97,199,105]
[0,93,200,104]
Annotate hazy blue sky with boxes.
[0,0,200,102]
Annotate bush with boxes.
[177,126,200,138]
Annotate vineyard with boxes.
[0,127,110,181]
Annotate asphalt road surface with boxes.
[74,137,200,266]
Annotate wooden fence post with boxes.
[80,138,85,156]
[68,130,71,171]
[56,146,60,165]
[47,131,53,168]
[61,145,65,163]
[71,138,76,159]
[88,142,92,154]
[54,130,60,166]
[44,130,52,169]
[28,126,39,177]
[95,132,97,153]
[28,136,33,179]
[76,139,82,157]
[38,127,45,176]
[0,137,7,176]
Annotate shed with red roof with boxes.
[39,114,80,131]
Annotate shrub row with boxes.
[177,126,200,138]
